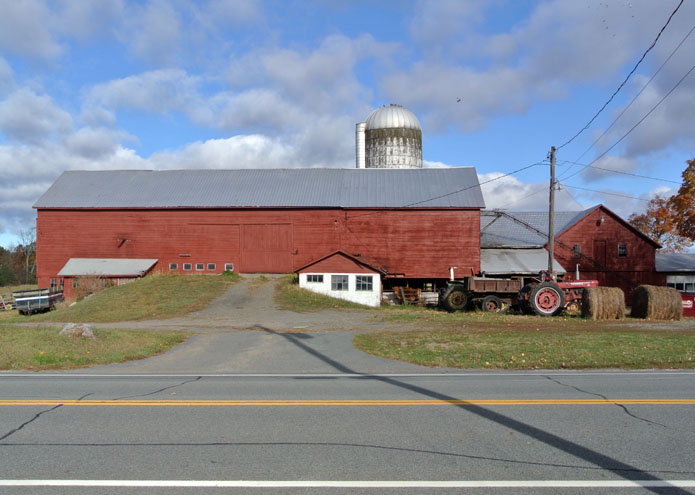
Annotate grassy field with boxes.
[0,324,188,371]
[12,273,238,323]
[274,275,370,312]
[354,329,695,369]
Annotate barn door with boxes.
[593,240,606,268]
[240,224,293,273]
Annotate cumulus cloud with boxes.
[0,89,73,143]
[0,0,61,59]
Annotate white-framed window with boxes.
[207,263,216,271]
[196,263,204,271]
[183,263,192,271]
[307,274,323,283]
[50,278,56,288]
[356,275,373,291]
[169,263,178,270]
[618,243,627,258]
[331,275,348,291]
[224,263,234,271]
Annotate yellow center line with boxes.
[0,399,693,406]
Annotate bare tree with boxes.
[18,228,36,284]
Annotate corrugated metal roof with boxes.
[481,248,565,275]
[656,253,695,272]
[34,168,485,209]
[58,258,158,277]
[480,209,592,247]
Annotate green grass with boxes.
[0,324,189,371]
[354,330,695,369]
[0,283,38,294]
[274,275,371,312]
[14,273,238,323]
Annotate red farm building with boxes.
[481,205,665,304]
[34,168,484,300]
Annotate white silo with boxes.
[355,104,422,169]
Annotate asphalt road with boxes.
[1,371,694,494]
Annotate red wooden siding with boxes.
[297,252,377,274]
[555,206,664,303]
[36,208,480,289]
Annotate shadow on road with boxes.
[257,324,690,495]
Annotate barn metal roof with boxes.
[34,168,484,209]
[480,209,593,248]
[58,258,158,277]
[480,248,565,275]
[656,253,695,273]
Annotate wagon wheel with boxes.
[441,287,469,312]
[529,282,565,317]
[481,295,507,313]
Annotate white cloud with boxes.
[0,57,13,94]
[123,0,182,66]
[0,89,73,143]
[0,0,61,59]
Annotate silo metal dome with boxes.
[365,104,422,131]
[359,104,423,169]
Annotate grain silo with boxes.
[355,104,422,169]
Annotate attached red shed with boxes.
[34,168,484,296]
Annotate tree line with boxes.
[628,158,695,253]
[0,228,36,286]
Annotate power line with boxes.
[560,183,652,202]
[560,59,695,182]
[557,0,685,150]
[569,22,695,168]
[558,159,681,184]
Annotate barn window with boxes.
[618,243,628,258]
[50,278,56,288]
[72,279,78,288]
[183,263,192,271]
[196,263,204,271]
[207,263,216,271]
[224,263,234,272]
[59,278,64,287]
[169,263,178,270]
[572,244,581,258]
[331,275,348,291]
[356,275,373,291]
[307,274,323,283]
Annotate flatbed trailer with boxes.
[12,288,63,315]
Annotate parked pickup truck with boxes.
[12,288,64,315]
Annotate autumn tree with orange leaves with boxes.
[628,158,695,252]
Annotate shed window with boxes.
[169,263,178,270]
[59,278,64,287]
[207,263,216,271]
[356,275,373,291]
[50,278,56,288]
[183,263,192,271]
[572,243,581,258]
[618,243,627,258]
[72,279,78,288]
[331,275,348,291]
[224,263,234,272]
[307,274,323,283]
[686,283,695,292]
[196,263,204,271]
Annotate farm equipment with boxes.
[440,271,598,317]
[0,294,11,311]
[12,287,64,315]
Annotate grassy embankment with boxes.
[275,275,369,311]
[275,275,695,369]
[0,273,238,370]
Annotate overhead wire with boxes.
[558,159,681,184]
[559,183,652,202]
[557,0,685,150]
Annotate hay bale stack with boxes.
[581,286,625,320]
[631,285,682,320]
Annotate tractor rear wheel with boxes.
[529,282,565,316]
[441,286,469,312]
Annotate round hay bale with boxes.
[631,285,682,320]
[581,286,625,320]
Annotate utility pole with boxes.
[548,146,556,279]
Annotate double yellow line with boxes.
[0,399,694,406]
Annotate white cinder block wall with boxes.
[298,273,381,307]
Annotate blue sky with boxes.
[1,0,694,249]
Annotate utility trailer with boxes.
[440,271,598,316]
[12,288,64,315]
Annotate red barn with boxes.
[34,168,484,299]
[481,205,664,303]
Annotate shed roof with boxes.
[58,258,158,277]
[656,253,695,273]
[480,209,592,248]
[34,168,485,209]
[295,250,387,274]
[481,248,565,275]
